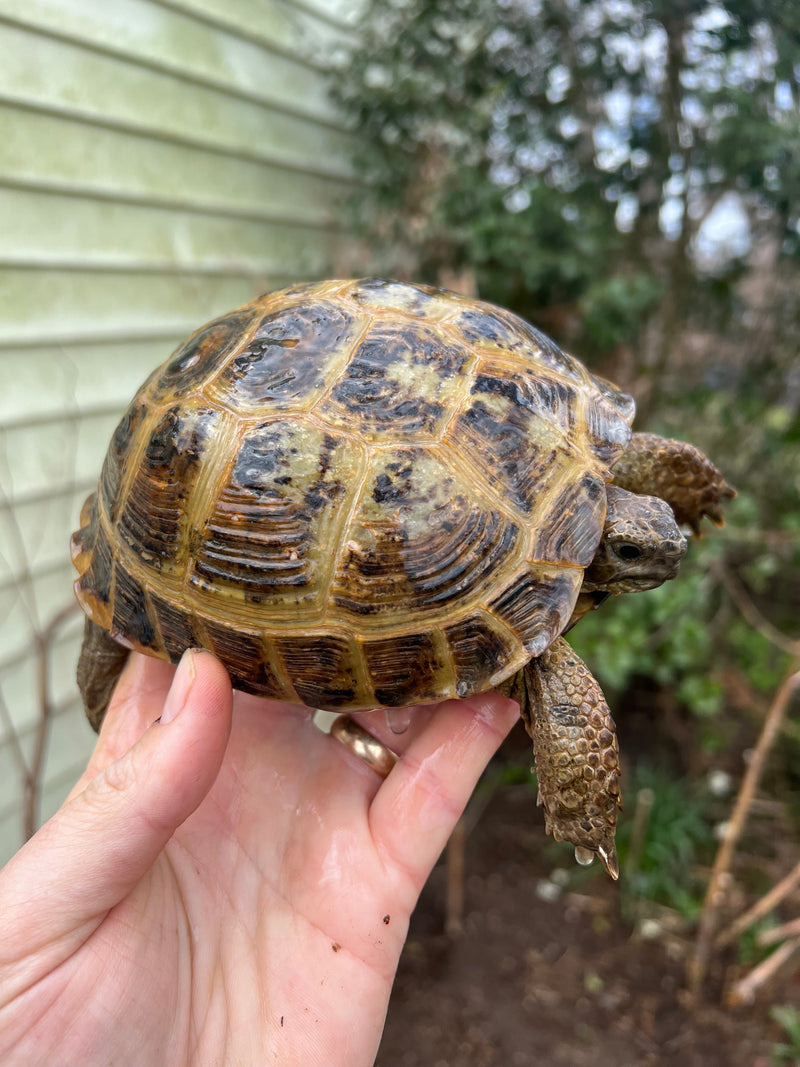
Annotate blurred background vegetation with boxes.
[330,0,800,1009]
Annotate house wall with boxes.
[0,0,362,860]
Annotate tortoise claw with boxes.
[573,843,620,880]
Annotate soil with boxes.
[375,732,783,1067]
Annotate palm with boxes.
[0,654,518,1067]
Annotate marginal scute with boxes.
[74,515,114,627]
[584,394,633,464]
[274,632,369,709]
[362,630,452,707]
[111,564,158,651]
[444,612,526,697]
[149,589,204,663]
[201,619,289,700]
[588,371,636,424]
[489,565,582,657]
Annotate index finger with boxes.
[367,693,520,895]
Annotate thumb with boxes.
[0,650,232,973]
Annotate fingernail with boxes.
[160,649,196,724]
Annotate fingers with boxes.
[75,652,179,788]
[0,651,232,980]
[367,693,519,894]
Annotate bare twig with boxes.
[713,561,800,659]
[445,818,466,938]
[715,858,800,949]
[24,601,81,839]
[724,937,800,1008]
[757,917,800,948]
[688,667,800,998]
[625,787,655,881]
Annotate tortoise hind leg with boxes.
[611,432,735,536]
[501,637,621,879]
[77,617,130,733]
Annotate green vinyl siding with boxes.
[0,0,361,858]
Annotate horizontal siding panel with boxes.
[0,267,279,342]
[0,337,179,423]
[0,491,88,583]
[0,104,351,224]
[0,673,85,803]
[0,697,88,856]
[0,0,343,120]
[0,188,340,274]
[0,23,358,179]
[0,566,84,688]
[38,703,93,815]
[151,0,354,46]
[0,409,120,500]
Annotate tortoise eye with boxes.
[616,543,642,561]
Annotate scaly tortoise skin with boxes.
[71,278,735,877]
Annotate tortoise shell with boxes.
[71,278,635,711]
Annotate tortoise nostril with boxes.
[616,543,642,561]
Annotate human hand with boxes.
[0,650,518,1066]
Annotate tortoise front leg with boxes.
[612,432,735,536]
[503,637,621,879]
[77,617,131,732]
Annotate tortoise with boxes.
[71,278,735,878]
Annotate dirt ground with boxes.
[375,745,783,1067]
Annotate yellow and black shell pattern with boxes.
[71,279,635,711]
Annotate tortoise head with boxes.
[583,485,687,594]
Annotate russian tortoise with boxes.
[71,278,735,878]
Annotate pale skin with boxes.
[0,649,519,1067]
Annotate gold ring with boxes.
[330,716,398,779]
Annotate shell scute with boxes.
[149,588,204,662]
[345,277,460,320]
[363,630,452,707]
[330,448,522,622]
[150,308,256,402]
[445,377,580,516]
[471,364,581,441]
[317,321,472,439]
[274,632,368,709]
[200,620,288,700]
[531,470,607,567]
[489,565,583,657]
[584,393,634,463]
[100,401,148,523]
[116,404,219,572]
[190,418,361,613]
[445,305,530,356]
[74,504,113,624]
[514,319,591,385]
[444,611,526,696]
[111,564,157,650]
[208,301,367,414]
